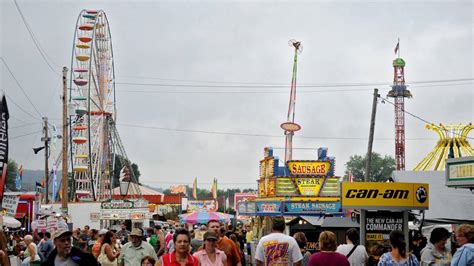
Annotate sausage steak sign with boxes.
[287,161,330,176]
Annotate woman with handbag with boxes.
[98,231,120,266]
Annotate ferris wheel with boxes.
[69,9,116,201]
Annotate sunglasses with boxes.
[206,238,217,242]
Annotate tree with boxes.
[344,153,396,182]
[112,154,141,188]
[6,159,18,191]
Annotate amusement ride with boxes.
[281,39,303,163]
[68,10,140,202]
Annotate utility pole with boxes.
[42,117,50,203]
[61,67,69,212]
[365,88,379,182]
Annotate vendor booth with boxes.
[100,198,152,229]
[341,181,429,265]
[246,147,344,239]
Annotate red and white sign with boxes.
[234,193,257,210]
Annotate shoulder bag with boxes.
[97,244,117,266]
[346,244,358,258]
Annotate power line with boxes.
[3,92,41,121]
[115,77,473,89]
[117,75,473,87]
[10,130,42,140]
[380,96,432,125]
[1,58,43,118]
[13,0,60,76]
[10,122,39,129]
[379,96,474,140]
[116,88,377,94]
[116,123,438,141]
[118,75,291,85]
[117,123,283,138]
[9,115,35,124]
[115,81,472,95]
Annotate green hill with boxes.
[19,169,61,192]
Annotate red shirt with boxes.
[308,251,350,266]
[161,251,198,266]
[216,237,241,266]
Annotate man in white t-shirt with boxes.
[336,228,368,266]
[255,217,303,266]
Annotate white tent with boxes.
[112,184,164,200]
[393,170,474,223]
[0,215,21,228]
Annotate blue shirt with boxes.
[39,239,54,261]
[451,243,474,266]
[377,252,419,266]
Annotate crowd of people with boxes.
[0,219,471,266]
[253,218,474,266]
[0,220,247,266]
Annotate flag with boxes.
[212,178,217,199]
[349,170,354,182]
[394,40,400,54]
[35,181,44,193]
[192,177,197,199]
[0,95,10,204]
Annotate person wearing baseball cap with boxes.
[41,226,98,266]
[193,231,227,266]
[118,228,158,266]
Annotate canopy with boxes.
[0,215,21,228]
[179,211,233,225]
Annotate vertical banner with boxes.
[192,177,197,199]
[15,164,22,190]
[52,162,58,202]
[0,95,10,204]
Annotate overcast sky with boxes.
[1,0,472,190]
